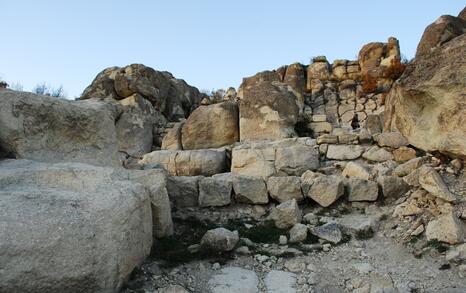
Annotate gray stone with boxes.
[307,175,344,207]
[271,199,302,229]
[0,90,120,166]
[201,228,239,251]
[167,176,201,208]
[347,178,379,202]
[426,212,466,245]
[267,176,303,203]
[373,132,408,148]
[209,267,259,293]
[233,175,268,204]
[419,166,457,202]
[199,177,232,207]
[377,175,411,200]
[326,145,365,160]
[289,223,308,243]
[264,270,297,293]
[341,161,371,180]
[139,148,227,176]
[0,159,155,293]
[362,146,394,162]
[393,157,426,177]
[311,223,343,244]
[275,145,320,176]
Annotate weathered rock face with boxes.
[81,64,203,121]
[161,122,184,150]
[138,148,227,176]
[415,15,466,57]
[231,138,319,178]
[384,28,466,158]
[0,90,120,166]
[0,159,158,293]
[181,102,239,150]
[116,93,167,156]
[239,81,300,141]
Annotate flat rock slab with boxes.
[208,267,259,293]
[264,270,297,293]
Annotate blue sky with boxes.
[1,1,464,98]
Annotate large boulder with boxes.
[239,81,299,141]
[81,64,203,121]
[415,15,466,57]
[0,90,120,166]
[0,159,165,293]
[138,148,227,176]
[181,101,239,150]
[384,28,466,158]
[231,138,319,178]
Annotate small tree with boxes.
[33,83,65,97]
[9,82,24,91]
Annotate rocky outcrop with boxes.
[81,63,203,121]
[0,89,120,166]
[0,159,165,293]
[239,81,300,141]
[415,15,465,57]
[181,101,239,150]
[384,26,466,157]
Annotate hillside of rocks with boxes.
[0,7,465,293]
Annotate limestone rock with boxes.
[284,63,306,94]
[271,199,302,229]
[394,157,426,177]
[181,101,239,150]
[198,177,232,207]
[426,212,466,244]
[264,270,297,293]
[326,145,365,160]
[346,178,379,202]
[161,122,184,150]
[419,166,457,202]
[0,90,120,166]
[139,148,227,176]
[362,146,394,162]
[393,146,417,162]
[377,175,411,199]
[239,81,299,141]
[201,228,239,251]
[307,175,344,207]
[311,223,343,244]
[167,176,201,208]
[232,175,268,204]
[300,170,323,195]
[209,267,259,293]
[81,64,203,121]
[384,32,466,158]
[373,132,408,148]
[0,159,155,293]
[231,139,318,178]
[342,161,371,180]
[416,15,466,57]
[307,61,331,81]
[267,176,303,203]
[289,223,308,243]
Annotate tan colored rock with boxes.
[289,223,308,243]
[326,145,365,160]
[373,132,408,148]
[270,199,302,229]
[309,122,333,133]
[284,63,306,94]
[317,134,338,144]
[198,177,232,207]
[307,61,331,81]
[416,15,466,57]
[346,178,379,202]
[161,122,184,150]
[167,176,200,208]
[362,146,394,162]
[394,157,426,177]
[358,42,385,73]
[377,175,411,200]
[393,146,417,162]
[275,145,320,176]
[307,175,344,207]
[426,212,466,244]
[231,147,276,178]
[342,161,371,180]
[240,81,299,141]
[419,166,457,202]
[181,101,239,150]
[139,149,227,176]
[384,32,466,158]
[267,176,303,203]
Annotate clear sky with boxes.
[1,1,464,98]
